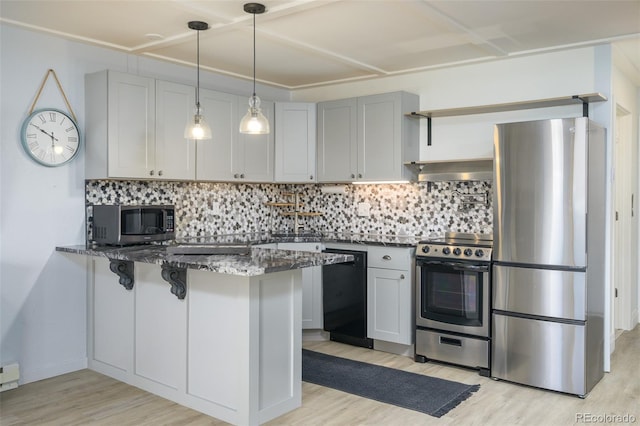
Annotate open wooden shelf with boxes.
[405,93,607,119]
[405,92,607,146]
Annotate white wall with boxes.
[0,23,289,384]
[294,48,604,161]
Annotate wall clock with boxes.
[20,108,80,167]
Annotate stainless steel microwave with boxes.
[91,204,175,245]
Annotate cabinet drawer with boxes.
[416,328,488,369]
[367,246,412,270]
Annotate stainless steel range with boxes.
[414,232,492,376]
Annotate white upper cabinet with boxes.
[197,92,274,182]
[317,92,419,183]
[85,70,155,179]
[85,70,196,180]
[275,102,317,183]
[85,70,275,183]
[235,99,275,182]
[316,98,358,182]
[155,80,197,180]
[196,88,238,181]
[358,93,418,182]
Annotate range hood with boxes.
[404,158,493,182]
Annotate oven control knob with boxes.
[464,248,473,257]
[453,248,461,256]
[442,247,451,255]
[421,246,430,254]
[475,249,485,258]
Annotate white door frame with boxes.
[612,104,637,332]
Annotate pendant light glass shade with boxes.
[239,94,269,134]
[184,105,212,139]
[185,21,211,141]
[240,3,269,135]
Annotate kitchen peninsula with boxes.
[56,242,353,426]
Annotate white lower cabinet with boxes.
[134,262,186,391]
[277,242,323,329]
[91,257,134,375]
[367,246,414,345]
[89,258,303,425]
[90,259,186,393]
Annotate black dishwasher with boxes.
[322,249,373,349]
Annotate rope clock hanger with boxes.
[20,69,81,167]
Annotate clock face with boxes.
[20,108,80,167]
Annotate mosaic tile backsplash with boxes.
[86,180,493,240]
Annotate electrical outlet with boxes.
[357,202,371,217]
[210,201,221,215]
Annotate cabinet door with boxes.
[278,242,323,329]
[357,93,402,182]
[235,99,275,182]
[317,98,357,182]
[196,89,238,181]
[367,267,412,345]
[275,102,317,183]
[134,263,186,391]
[107,71,156,178]
[155,80,196,180]
[91,258,134,372]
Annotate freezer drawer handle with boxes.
[439,336,462,347]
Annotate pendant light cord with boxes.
[196,28,201,107]
[252,12,256,97]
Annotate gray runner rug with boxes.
[302,349,480,418]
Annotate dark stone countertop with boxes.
[176,232,421,247]
[56,232,420,277]
[56,244,353,277]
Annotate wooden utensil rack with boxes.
[265,192,322,233]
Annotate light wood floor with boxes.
[2,326,638,426]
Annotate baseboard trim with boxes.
[302,329,329,342]
[20,358,88,385]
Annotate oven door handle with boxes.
[453,264,489,272]
[418,260,489,272]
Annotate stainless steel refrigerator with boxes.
[491,117,606,397]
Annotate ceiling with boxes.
[1,0,639,89]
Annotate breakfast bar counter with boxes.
[57,244,353,426]
[56,243,352,275]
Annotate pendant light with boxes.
[184,21,212,140]
[239,3,270,135]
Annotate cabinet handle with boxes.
[350,174,355,179]
[310,175,313,180]
[234,173,239,178]
[382,255,392,260]
[149,170,155,176]
[400,274,405,280]
[240,173,245,178]
[158,170,163,176]
[358,173,363,178]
